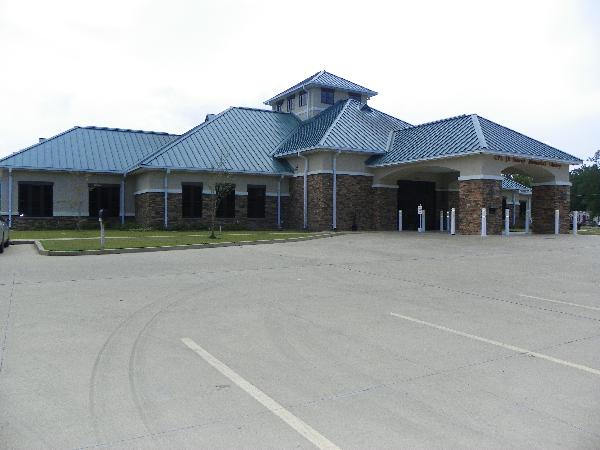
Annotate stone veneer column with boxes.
[372,187,397,230]
[287,177,305,229]
[531,184,570,234]
[336,175,374,230]
[307,174,333,231]
[458,179,503,235]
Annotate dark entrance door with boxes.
[397,180,436,230]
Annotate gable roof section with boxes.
[274,100,412,157]
[502,175,531,193]
[139,107,300,174]
[265,70,378,104]
[0,127,178,173]
[273,100,347,156]
[368,114,582,167]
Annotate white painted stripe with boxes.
[181,338,341,450]
[390,313,600,376]
[518,294,600,312]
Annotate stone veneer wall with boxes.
[372,187,397,230]
[307,174,333,230]
[458,179,503,235]
[287,177,305,229]
[0,215,116,230]
[336,175,374,230]
[134,192,279,230]
[531,185,570,234]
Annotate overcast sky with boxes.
[0,0,598,161]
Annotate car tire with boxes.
[0,242,4,254]
[3,240,8,248]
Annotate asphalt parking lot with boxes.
[1,232,599,449]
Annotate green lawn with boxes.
[578,226,600,235]
[11,229,319,252]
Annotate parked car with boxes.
[0,218,9,253]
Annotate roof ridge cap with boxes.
[82,126,177,136]
[403,114,470,131]
[317,99,351,147]
[470,114,488,149]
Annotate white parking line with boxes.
[390,313,600,376]
[181,338,341,450]
[518,294,600,312]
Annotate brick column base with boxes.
[532,185,570,234]
[458,179,503,235]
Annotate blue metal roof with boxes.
[368,114,582,166]
[502,175,531,193]
[265,70,378,104]
[0,126,178,173]
[139,107,300,174]
[273,101,347,156]
[274,100,411,157]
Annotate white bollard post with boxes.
[417,205,423,233]
[572,211,578,235]
[481,207,487,237]
[447,211,451,234]
[398,210,403,231]
[504,209,510,236]
[554,209,560,235]
[450,208,456,235]
[525,207,530,234]
[440,210,444,231]
[422,210,426,232]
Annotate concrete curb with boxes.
[12,232,345,256]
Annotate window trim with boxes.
[321,88,335,105]
[298,91,307,107]
[275,101,283,112]
[287,95,295,111]
[247,184,266,219]
[181,182,204,218]
[18,181,54,218]
[88,183,120,218]
[216,183,236,218]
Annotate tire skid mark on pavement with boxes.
[89,278,223,445]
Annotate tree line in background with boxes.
[570,150,600,217]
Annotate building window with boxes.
[298,91,307,107]
[348,92,361,102]
[287,96,295,111]
[182,183,203,218]
[247,185,266,218]
[18,182,53,217]
[216,184,235,218]
[275,101,283,112]
[321,88,334,105]
[89,184,120,217]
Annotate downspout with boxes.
[163,169,170,229]
[120,175,126,225]
[512,191,517,226]
[332,151,340,230]
[277,175,283,229]
[7,168,12,228]
[298,152,308,229]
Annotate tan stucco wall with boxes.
[269,87,366,121]
[132,170,289,197]
[371,154,570,186]
[0,169,134,216]
[285,151,372,176]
